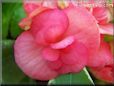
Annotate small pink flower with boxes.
[14,1,100,80]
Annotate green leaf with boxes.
[2,40,36,84]
[104,35,113,42]
[2,3,26,39]
[48,68,94,85]
[2,3,15,39]
[10,3,26,39]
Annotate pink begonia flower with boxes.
[14,1,100,80]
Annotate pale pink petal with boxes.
[50,36,74,49]
[88,40,113,67]
[64,6,100,55]
[30,9,68,44]
[99,23,113,35]
[14,31,58,80]
[42,47,60,61]
[60,41,88,65]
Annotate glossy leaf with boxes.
[48,68,94,85]
[10,3,26,39]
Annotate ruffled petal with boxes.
[92,7,111,24]
[47,60,62,70]
[56,41,88,74]
[58,63,85,74]
[99,23,113,35]
[50,36,74,49]
[30,9,68,45]
[88,40,113,67]
[90,65,114,83]
[42,47,60,61]
[14,31,58,80]
[64,6,100,55]
[61,41,88,65]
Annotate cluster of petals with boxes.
[14,0,113,83]
[87,6,114,83]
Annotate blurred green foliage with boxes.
[104,35,113,42]
[2,3,26,39]
[2,3,36,84]
[2,40,37,84]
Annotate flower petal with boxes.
[61,41,88,65]
[64,6,100,56]
[42,47,60,61]
[47,60,62,70]
[30,9,68,44]
[58,63,85,74]
[50,36,74,49]
[57,41,88,74]
[99,23,113,35]
[90,65,114,83]
[92,7,111,24]
[14,31,58,80]
[88,40,113,67]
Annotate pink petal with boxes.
[57,41,88,74]
[99,23,113,35]
[19,7,49,30]
[14,31,58,80]
[50,36,74,49]
[58,63,85,74]
[64,6,100,55]
[30,9,68,45]
[90,65,114,83]
[87,40,113,67]
[92,7,110,24]
[61,41,88,65]
[47,60,62,70]
[42,47,60,61]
